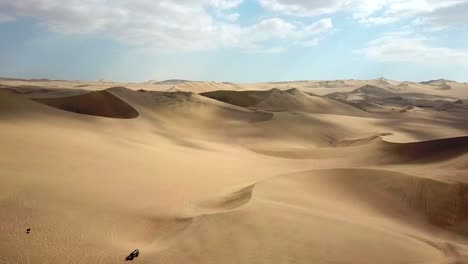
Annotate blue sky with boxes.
[1,0,468,83]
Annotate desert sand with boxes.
[1,77,468,263]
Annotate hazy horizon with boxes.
[1,75,466,84]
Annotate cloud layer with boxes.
[0,0,333,53]
[259,0,468,27]
[0,0,466,67]
[355,31,468,65]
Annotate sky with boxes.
[0,0,468,83]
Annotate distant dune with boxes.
[201,88,366,116]
[327,84,468,113]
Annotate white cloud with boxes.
[232,18,333,51]
[357,16,400,26]
[207,0,243,10]
[245,18,331,41]
[258,0,386,17]
[221,12,241,22]
[243,46,287,54]
[420,1,468,26]
[299,38,320,47]
[0,0,332,53]
[355,31,468,65]
[258,0,468,27]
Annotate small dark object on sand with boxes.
[26,228,31,234]
[125,249,139,261]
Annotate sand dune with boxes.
[1,76,467,97]
[327,84,468,114]
[309,169,467,227]
[377,136,468,164]
[1,78,468,264]
[108,87,274,126]
[33,89,139,119]
[151,169,468,264]
[201,88,366,115]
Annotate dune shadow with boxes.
[32,90,139,119]
[379,136,468,164]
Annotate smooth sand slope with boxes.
[1,78,468,264]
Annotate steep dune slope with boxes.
[377,136,468,164]
[33,89,139,119]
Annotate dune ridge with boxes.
[201,88,366,115]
